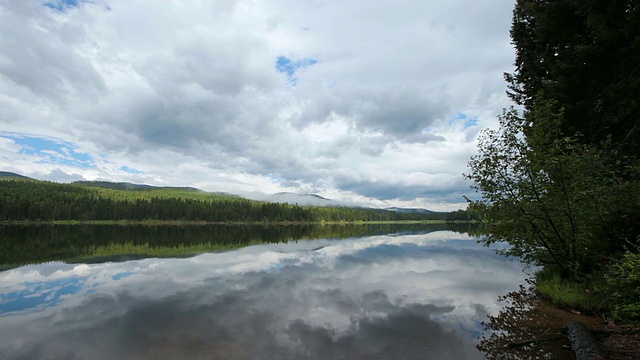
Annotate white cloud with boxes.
[0,0,516,210]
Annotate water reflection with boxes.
[0,229,522,360]
[477,286,583,359]
[0,223,479,268]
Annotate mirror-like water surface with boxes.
[0,225,524,359]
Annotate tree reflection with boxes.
[0,223,480,269]
[477,285,573,360]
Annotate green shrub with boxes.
[606,250,640,322]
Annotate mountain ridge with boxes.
[266,192,341,207]
[385,207,441,214]
[2,171,440,213]
[0,171,30,179]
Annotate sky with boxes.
[0,0,516,211]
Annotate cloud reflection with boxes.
[0,231,524,359]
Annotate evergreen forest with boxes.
[0,178,469,223]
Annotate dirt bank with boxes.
[478,287,640,359]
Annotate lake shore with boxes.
[0,219,462,226]
[478,287,640,359]
[535,299,640,359]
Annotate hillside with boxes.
[0,175,455,223]
[74,180,208,193]
[0,171,30,179]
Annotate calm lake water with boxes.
[0,224,524,359]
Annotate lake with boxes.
[0,224,525,359]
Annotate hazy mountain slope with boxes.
[266,192,343,207]
[0,171,30,179]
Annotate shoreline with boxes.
[478,286,640,359]
[0,219,470,226]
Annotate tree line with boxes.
[0,179,463,223]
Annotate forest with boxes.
[0,178,471,223]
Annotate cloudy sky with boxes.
[0,0,516,211]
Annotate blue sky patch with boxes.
[0,277,85,315]
[43,0,83,11]
[267,173,284,183]
[112,271,136,280]
[120,166,143,174]
[265,262,282,274]
[276,56,318,85]
[448,112,479,129]
[1,132,95,169]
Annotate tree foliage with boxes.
[507,0,639,156]
[606,250,640,321]
[467,0,640,281]
[467,104,638,277]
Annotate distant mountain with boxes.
[0,171,30,179]
[266,192,342,207]
[0,176,241,197]
[73,181,203,192]
[72,181,239,197]
[2,174,443,214]
[385,207,439,214]
[266,194,443,213]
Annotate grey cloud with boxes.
[332,243,519,279]
[96,59,288,162]
[334,178,410,200]
[333,176,471,202]
[136,107,213,149]
[354,89,449,138]
[138,37,277,99]
[315,135,355,158]
[279,180,303,188]
[316,132,444,161]
[403,133,448,144]
[314,134,391,158]
[283,304,476,360]
[357,136,389,156]
[2,280,478,360]
[0,2,105,101]
[240,149,319,189]
[430,0,514,45]
[292,87,449,142]
[101,87,282,160]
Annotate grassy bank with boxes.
[535,268,606,315]
[535,253,640,324]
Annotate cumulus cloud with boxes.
[0,0,516,210]
[0,2,106,101]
